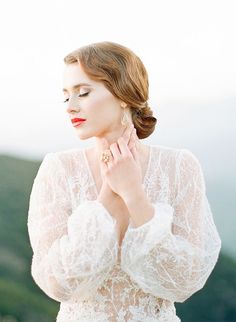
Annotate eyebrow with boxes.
[62,83,92,93]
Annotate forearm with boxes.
[31,200,118,302]
[97,182,121,215]
[122,187,155,228]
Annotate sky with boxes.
[0,0,235,160]
[0,0,235,258]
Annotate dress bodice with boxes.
[27,144,221,321]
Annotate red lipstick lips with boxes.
[71,118,86,124]
[71,118,86,127]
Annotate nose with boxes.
[66,96,80,115]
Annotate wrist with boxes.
[121,185,146,205]
[122,187,155,228]
[97,182,119,203]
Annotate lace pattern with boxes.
[27,144,221,321]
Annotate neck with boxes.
[93,136,144,163]
[93,124,132,154]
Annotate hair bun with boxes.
[64,41,158,139]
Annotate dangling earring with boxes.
[121,109,130,126]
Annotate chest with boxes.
[77,146,173,247]
[92,175,132,247]
[113,197,134,247]
[86,161,150,248]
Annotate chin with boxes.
[75,130,95,141]
[76,134,91,140]
[75,126,104,141]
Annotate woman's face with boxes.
[63,62,126,141]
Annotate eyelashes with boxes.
[63,92,89,103]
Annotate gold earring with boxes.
[121,109,130,126]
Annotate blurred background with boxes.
[0,0,235,321]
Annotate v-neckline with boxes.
[82,145,153,197]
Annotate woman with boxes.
[27,41,221,322]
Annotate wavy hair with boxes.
[64,41,157,139]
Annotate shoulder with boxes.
[172,147,205,192]
[40,147,86,174]
[149,144,181,168]
[49,146,85,158]
[150,144,180,155]
[151,144,201,165]
[177,148,203,174]
[150,144,203,179]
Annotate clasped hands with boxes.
[99,123,143,202]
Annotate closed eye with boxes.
[63,92,89,103]
[78,92,89,97]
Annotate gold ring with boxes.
[101,149,112,163]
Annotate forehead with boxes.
[63,62,94,92]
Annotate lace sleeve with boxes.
[121,149,221,303]
[27,153,118,303]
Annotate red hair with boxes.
[64,41,157,139]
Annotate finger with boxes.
[117,137,132,157]
[100,152,114,173]
[127,125,139,150]
[133,127,139,142]
[109,142,121,160]
[127,134,135,151]
[130,129,141,161]
[120,125,135,152]
[130,143,139,162]
[128,128,138,151]
[127,127,136,148]
[100,157,107,176]
[99,138,110,173]
[121,123,134,145]
[99,137,109,150]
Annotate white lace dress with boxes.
[27,144,221,322]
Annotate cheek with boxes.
[87,93,119,117]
